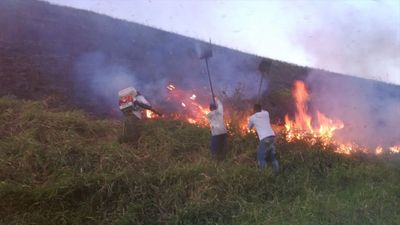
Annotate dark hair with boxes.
[253,104,262,112]
[209,103,217,111]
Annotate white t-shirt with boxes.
[207,99,227,136]
[248,110,275,140]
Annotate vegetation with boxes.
[1,97,399,225]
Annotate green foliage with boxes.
[265,88,293,120]
[1,97,399,225]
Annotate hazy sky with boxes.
[44,0,400,85]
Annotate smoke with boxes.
[73,52,171,114]
[72,46,262,115]
[307,71,400,148]
[292,1,400,149]
[206,47,262,98]
[292,1,400,84]
[73,52,137,109]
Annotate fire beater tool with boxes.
[199,40,216,105]
[257,59,273,104]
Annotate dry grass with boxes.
[0,97,399,225]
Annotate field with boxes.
[0,97,399,225]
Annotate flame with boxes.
[375,146,383,155]
[145,110,153,118]
[187,118,196,124]
[165,83,210,125]
[166,83,256,130]
[284,81,344,143]
[389,145,400,154]
[292,81,313,133]
[336,144,354,155]
[159,82,400,155]
[163,83,250,130]
[284,80,399,155]
[145,110,158,119]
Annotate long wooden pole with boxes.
[205,57,215,105]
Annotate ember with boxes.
[167,84,176,91]
[158,83,250,133]
[165,83,210,125]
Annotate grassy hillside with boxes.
[1,0,399,120]
[1,97,399,225]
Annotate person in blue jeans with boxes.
[248,104,280,174]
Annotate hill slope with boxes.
[1,97,399,224]
[1,0,399,119]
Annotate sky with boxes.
[44,0,400,85]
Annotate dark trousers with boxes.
[210,133,227,160]
[119,115,143,144]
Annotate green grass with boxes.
[0,97,399,225]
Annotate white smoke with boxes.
[307,71,400,148]
[292,0,400,84]
[72,49,262,114]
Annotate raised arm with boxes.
[136,95,151,107]
[134,95,163,116]
[215,98,223,114]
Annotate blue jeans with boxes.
[257,136,279,173]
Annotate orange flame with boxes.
[160,82,399,155]
[145,110,156,119]
[389,145,400,154]
[187,118,196,124]
[284,80,399,155]
[163,83,250,131]
[284,81,344,142]
[375,146,383,155]
[145,110,153,118]
[165,83,210,125]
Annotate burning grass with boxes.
[283,80,399,155]
[1,97,400,225]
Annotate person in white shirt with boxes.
[248,104,280,174]
[207,98,228,160]
[118,87,162,144]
